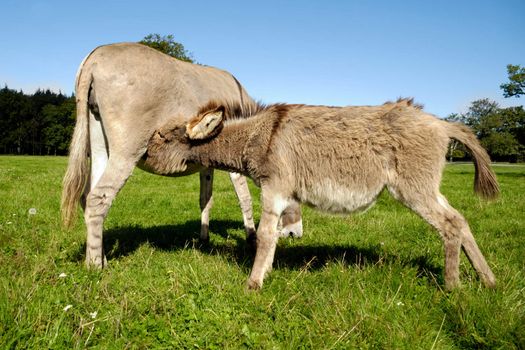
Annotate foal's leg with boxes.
[84,155,136,268]
[392,187,495,289]
[448,198,496,288]
[229,172,256,242]
[247,190,289,290]
[199,168,214,241]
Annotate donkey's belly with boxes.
[298,179,383,214]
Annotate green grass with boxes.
[0,156,524,349]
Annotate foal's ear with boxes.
[186,106,225,140]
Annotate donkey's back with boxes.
[272,99,456,213]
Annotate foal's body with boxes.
[145,99,498,290]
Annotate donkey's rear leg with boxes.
[392,188,495,290]
[84,156,136,268]
[430,195,495,288]
[460,218,496,288]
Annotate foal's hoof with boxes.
[85,254,107,269]
[481,272,497,289]
[246,278,262,291]
[444,279,461,292]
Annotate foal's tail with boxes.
[61,53,93,228]
[444,122,500,200]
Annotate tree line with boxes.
[0,87,75,155]
[0,35,193,156]
[0,34,523,161]
[447,64,525,162]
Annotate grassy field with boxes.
[0,156,524,349]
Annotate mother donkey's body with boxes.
[61,43,300,267]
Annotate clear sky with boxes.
[1,0,523,117]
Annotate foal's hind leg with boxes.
[457,213,496,288]
[391,187,495,289]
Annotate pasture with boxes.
[0,156,523,349]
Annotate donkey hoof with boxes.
[246,278,262,291]
[444,280,461,292]
[85,256,106,269]
[481,273,497,289]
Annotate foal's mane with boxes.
[197,100,264,121]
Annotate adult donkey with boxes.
[61,42,302,268]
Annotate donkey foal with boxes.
[144,99,499,291]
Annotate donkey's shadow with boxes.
[73,219,442,281]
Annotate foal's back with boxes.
[269,100,448,213]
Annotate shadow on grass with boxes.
[72,219,442,281]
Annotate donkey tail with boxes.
[61,53,93,228]
[444,122,500,200]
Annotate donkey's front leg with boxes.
[229,172,256,244]
[199,168,214,241]
[247,191,289,290]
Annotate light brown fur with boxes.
[145,98,499,290]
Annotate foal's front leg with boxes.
[247,191,289,290]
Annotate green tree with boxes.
[445,113,467,161]
[449,98,525,161]
[0,86,74,155]
[41,97,76,155]
[139,34,194,62]
[500,64,525,98]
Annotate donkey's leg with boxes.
[82,111,109,210]
[442,196,496,287]
[83,110,110,266]
[392,187,495,289]
[461,231,496,287]
[199,168,214,241]
[229,172,256,242]
[84,156,136,268]
[279,201,303,238]
[247,190,290,290]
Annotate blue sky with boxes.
[1,0,523,117]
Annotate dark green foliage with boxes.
[501,64,525,98]
[0,86,75,155]
[139,34,194,62]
